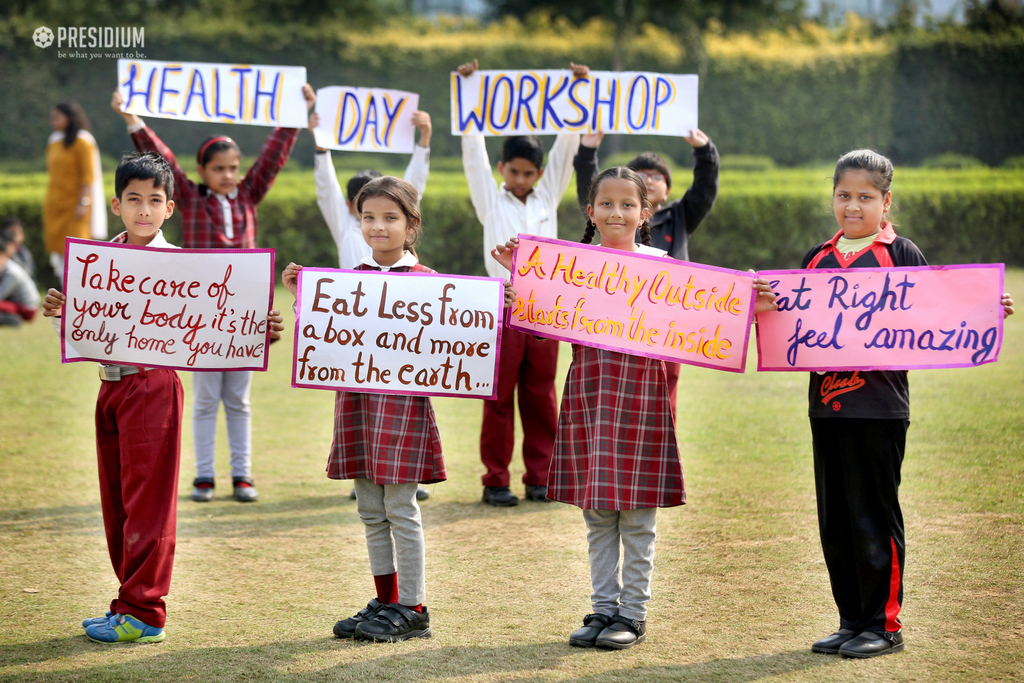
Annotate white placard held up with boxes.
[61,239,275,371]
[116,59,308,128]
[293,268,503,399]
[451,69,697,136]
[313,86,420,153]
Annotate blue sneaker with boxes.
[82,611,113,628]
[85,613,165,644]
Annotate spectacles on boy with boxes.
[637,172,665,183]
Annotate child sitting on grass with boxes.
[0,226,38,327]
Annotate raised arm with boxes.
[312,148,348,251]
[403,115,431,198]
[461,134,497,228]
[239,127,300,205]
[456,58,497,226]
[677,132,720,236]
[114,91,195,201]
[535,130,580,210]
[240,84,314,204]
[573,132,603,211]
[536,63,586,207]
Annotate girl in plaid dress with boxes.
[283,177,446,643]
[494,168,774,650]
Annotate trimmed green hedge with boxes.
[892,32,1024,166]
[7,168,1022,293]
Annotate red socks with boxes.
[372,573,421,611]
[373,573,399,605]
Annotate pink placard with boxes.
[508,235,756,373]
[291,268,503,399]
[60,239,275,371]
[755,264,1005,371]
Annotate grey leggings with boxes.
[583,508,657,622]
[354,479,426,606]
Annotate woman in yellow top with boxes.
[44,101,106,277]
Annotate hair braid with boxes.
[637,220,652,246]
[581,219,597,244]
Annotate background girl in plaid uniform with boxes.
[285,177,516,643]
[801,150,1014,659]
[111,86,316,503]
[494,168,774,650]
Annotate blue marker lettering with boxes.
[157,65,182,115]
[253,70,280,123]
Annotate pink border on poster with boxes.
[291,267,503,400]
[507,235,756,373]
[60,238,275,372]
[755,264,1005,372]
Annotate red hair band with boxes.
[197,136,237,164]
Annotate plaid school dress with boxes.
[326,262,445,485]
[549,344,685,510]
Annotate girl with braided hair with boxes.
[494,166,774,649]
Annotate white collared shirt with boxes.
[358,251,419,271]
[605,244,667,257]
[212,188,239,239]
[461,133,580,279]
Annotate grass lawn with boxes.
[1,272,1022,682]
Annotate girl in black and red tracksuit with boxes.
[803,150,1012,659]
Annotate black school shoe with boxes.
[524,484,551,502]
[482,486,519,507]
[354,604,431,642]
[569,613,614,647]
[839,629,904,658]
[811,628,859,654]
[333,598,385,639]
[595,615,647,649]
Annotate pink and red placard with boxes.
[292,268,504,399]
[755,264,1004,371]
[507,235,757,372]
[61,239,275,371]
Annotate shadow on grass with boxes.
[0,636,836,682]
[560,651,837,682]
[0,635,102,667]
[173,493,574,538]
[0,504,102,538]
[0,504,99,525]
[0,494,569,542]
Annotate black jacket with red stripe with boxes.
[801,223,928,419]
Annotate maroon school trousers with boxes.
[480,328,558,488]
[94,367,183,629]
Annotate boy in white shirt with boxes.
[457,58,584,506]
